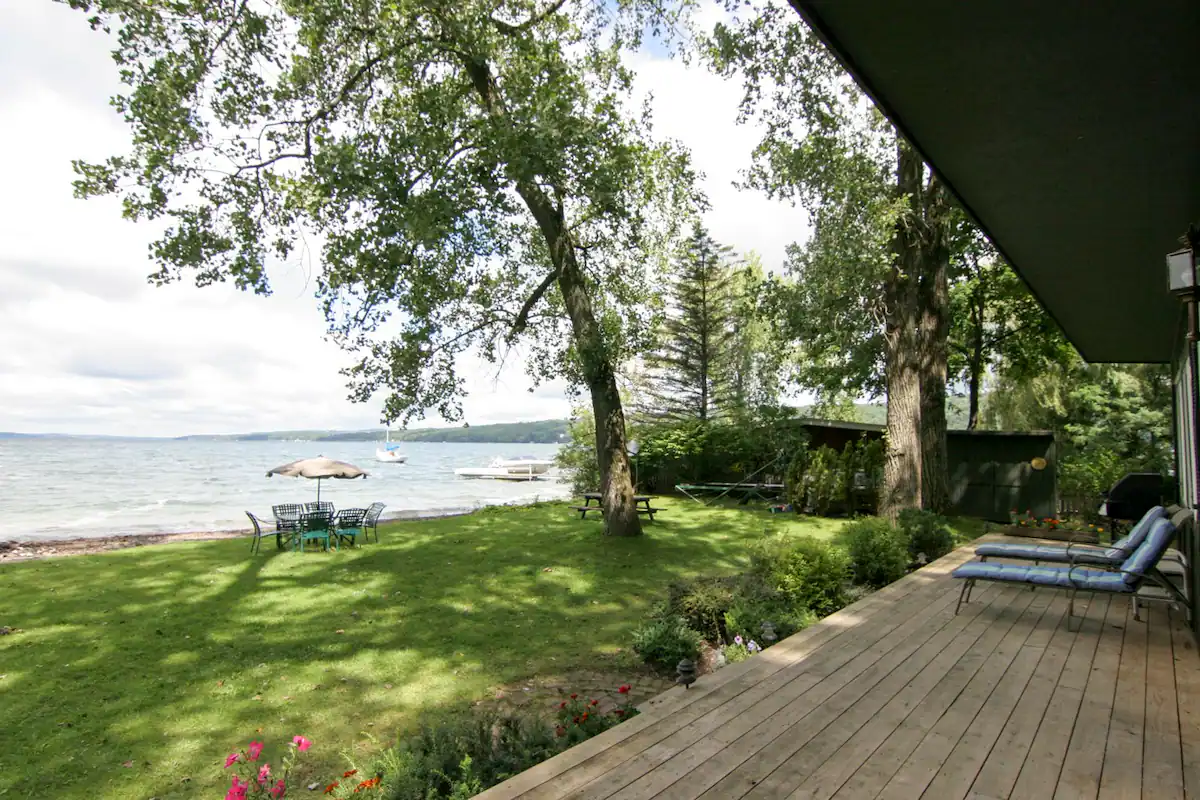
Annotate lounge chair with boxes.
[953,516,1183,630]
[972,505,1167,567]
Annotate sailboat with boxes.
[375,429,408,463]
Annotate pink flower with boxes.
[292,735,311,752]
[224,752,240,769]
[226,775,249,800]
[269,778,287,798]
[247,741,264,762]
[257,764,272,786]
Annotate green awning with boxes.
[790,1,1200,362]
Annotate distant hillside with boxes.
[176,419,569,444]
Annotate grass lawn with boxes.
[0,499,856,799]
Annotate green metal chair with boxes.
[364,502,386,543]
[333,508,366,548]
[296,510,336,552]
[246,511,270,555]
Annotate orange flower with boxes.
[325,782,339,794]
[343,770,358,778]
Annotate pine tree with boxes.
[644,224,737,421]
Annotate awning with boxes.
[789,0,1200,362]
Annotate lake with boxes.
[0,438,569,541]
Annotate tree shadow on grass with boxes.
[0,499,815,798]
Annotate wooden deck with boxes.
[477,538,1200,800]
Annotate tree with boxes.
[643,223,736,421]
[725,250,784,411]
[984,361,1173,502]
[63,0,700,536]
[948,236,1073,429]
[710,6,960,516]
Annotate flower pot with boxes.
[997,524,1099,544]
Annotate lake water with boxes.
[0,439,569,541]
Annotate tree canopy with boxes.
[63,0,703,535]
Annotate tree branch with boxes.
[510,269,560,336]
[490,0,569,35]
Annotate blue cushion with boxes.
[952,561,1132,593]
[1119,517,1176,584]
[1109,505,1167,552]
[973,542,1123,565]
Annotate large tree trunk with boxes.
[463,56,641,537]
[556,255,642,537]
[880,142,926,520]
[918,177,951,513]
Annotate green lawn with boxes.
[0,499,855,799]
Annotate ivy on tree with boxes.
[63,0,701,536]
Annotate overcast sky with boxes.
[0,2,808,437]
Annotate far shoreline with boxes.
[0,507,482,565]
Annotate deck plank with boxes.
[1141,606,1183,799]
[1098,598,1147,800]
[1054,597,1128,799]
[917,591,1070,800]
[965,591,1080,798]
[783,590,1053,800]
[574,575,991,800]
[476,558,947,800]
[828,588,1061,800]
[1008,594,1112,800]
[475,537,1200,800]
[1169,610,1200,799]
[871,588,1056,799]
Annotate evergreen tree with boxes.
[644,224,737,421]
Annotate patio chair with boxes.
[333,508,367,548]
[952,516,1182,631]
[973,505,1167,568]
[304,501,335,516]
[296,510,337,553]
[364,502,386,543]
[246,511,270,555]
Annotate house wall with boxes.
[1172,330,1200,636]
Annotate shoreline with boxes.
[0,508,481,565]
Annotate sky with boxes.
[0,2,808,437]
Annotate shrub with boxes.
[333,711,561,800]
[667,576,739,642]
[631,616,703,672]
[554,688,638,745]
[723,581,816,643]
[748,534,851,617]
[845,518,911,588]
[897,509,956,562]
[805,445,844,516]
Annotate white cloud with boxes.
[0,3,806,437]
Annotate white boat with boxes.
[453,456,555,481]
[375,429,408,463]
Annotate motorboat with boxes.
[453,456,555,481]
[375,429,408,463]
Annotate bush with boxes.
[845,518,911,588]
[747,534,850,617]
[805,446,844,516]
[897,508,956,562]
[360,711,562,800]
[667,576,739,642]
[724,585,816,643]
[631,616,703,672]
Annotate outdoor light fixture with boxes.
[1167,246,1198,297]
[627,439,640,492]
[760,620,778,643]
[675,658,697,689]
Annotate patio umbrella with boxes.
[266,457,368,503]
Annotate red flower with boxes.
[590,699,599,707]
[555,726,566,737]
[343,770,358,778]
[559,701,567,709]
[618,684,631,694]
[573,716,580,724]
[581,712,589,721]
[570,693,578,699]
[354,776,381,791]
[325,783,339,795]
[247,741,264,762]
[614,709,625,716]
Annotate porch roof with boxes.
[789,1,1200,363]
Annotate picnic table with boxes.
[572,492,663,521]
